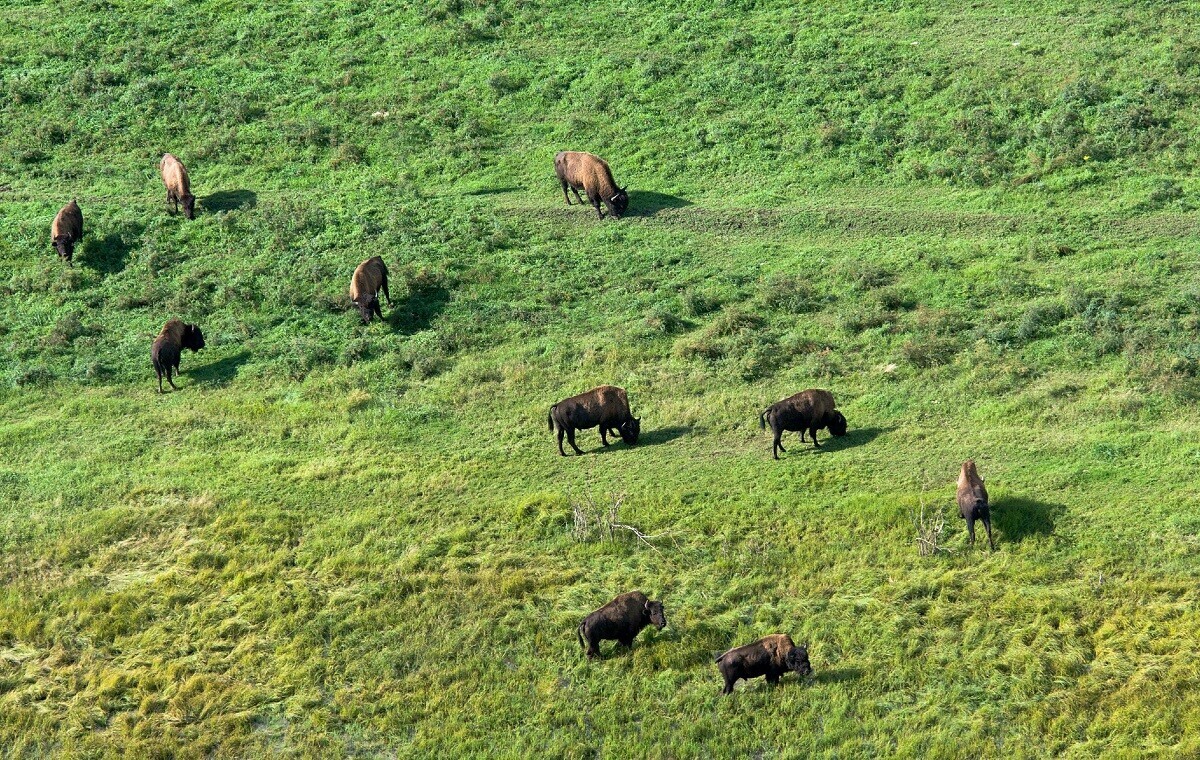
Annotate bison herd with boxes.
[576,591,812,695]
[48,150,999,694]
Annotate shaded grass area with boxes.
[1,0,1200,756]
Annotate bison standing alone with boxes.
[759,388,848,459]
[50,199,83,264]
[957,459,995,551]
[548,385,640,456]
[349,256,391,324]
[151,319,206,393]
[554,151,629,219]
[160,153,196,219]
[715,634,811,695]
[577,591,666,659]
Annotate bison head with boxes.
[609,188,629,218]
[181,324,206,352]
[355,296,379,324]
[644,599,666,630]
[827,410,848,437]
[52,235,74,261]
[618,417,640,444]
[182,193,196,220]
[786,645,812,677]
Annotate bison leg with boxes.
[166,366,178,391]
[966,515,977,547]
[766,673,780,685]
[561,180,574,205]
[600,428,609,447]
[571,186,585,204]
[585,637,600,660]
[156,368,165,394]
[166,190,175,214]
[773,428,785,460]
[556,428,567,457]
[566,428,584,455]
[381,274,392,306]
[589,193,604,219]
[809,427,821,447]
[722,676,736,695]
[983,516,995,551]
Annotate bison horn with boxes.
[610,194,619,202]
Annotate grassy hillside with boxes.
[2,1,1200,757]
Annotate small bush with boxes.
[837,261,894,291]
[643,307,689,335]
[44,313,96,349]
[681,288,723,317]
[839,303,893,334]
[876,287,915,311]
[15,365,56,386]
[901,336,959,368]
[1142,179,1184,209]
[707,308,763,337]
[761,273,824,313]
[331,142,365,167]
[488,69,527,93]
[400,332,451,379]
[913,503,953,556]
[1016,301,1066,342]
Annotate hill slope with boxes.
[2,1,1200,756]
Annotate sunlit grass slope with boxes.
[2,1,1200,757]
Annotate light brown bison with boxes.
[554,151,628,219]
[50,199,83,263]
[151,319,206,393]
[160,153,195,219]
[548,385,640,456]
[715,634,811,695]
[349,256,391,324]
[957,459,994,550]
[759,388,848,459]
[577,591,666,659]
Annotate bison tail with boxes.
[547,408,556,432]
[759,409,768,430]
[577,622,585,649]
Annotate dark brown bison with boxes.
[715,634,811,695]
[548,385,640,456]
[160,153,195,219]
[151,319,206,393]
[554,151,629,219]
[50,199,83,264]
[349,256,391,324]
[577,591,666,659]
[957,459,994,550]
[759,388,848,460]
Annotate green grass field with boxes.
[2,1,1200,756]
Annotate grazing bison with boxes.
[151,319,206,393]
[349,256,391,324]
[554,151,629,219]
[957,459,994,551]
[577,591,666,659]
[160,153,195,219]
[548,385,640,456]
[715,634,811,695]
[50,199,83,264]
[759,388,848,459]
